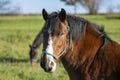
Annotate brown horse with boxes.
[29,9,120,80]
[29,31,43,66]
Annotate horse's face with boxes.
[40,9,68,72]
[29,45,38,66]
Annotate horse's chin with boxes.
[44,67,56,73]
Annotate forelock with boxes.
[44,12,60,33]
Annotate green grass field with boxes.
[0,15,120,80]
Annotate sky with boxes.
[11,0,120,14]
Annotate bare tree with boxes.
[0,0,21,14]
[107,5,115,14]
[80,0,102,14]
[61,0,103,14]
[116,4,120,13]
[61,0,78,14]
[8,6,21,14]
[0,0,10,13]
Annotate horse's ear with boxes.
[42,9,48,21]
[59,8,66,22]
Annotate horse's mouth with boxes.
[41,66,55,73]
[31,61,36,66]
[44,67,53,73]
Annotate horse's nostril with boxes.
[50,61,54,67]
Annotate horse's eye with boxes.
[59,32,64,36]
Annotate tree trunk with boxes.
[89,7,98,15]
[74,4,77,15]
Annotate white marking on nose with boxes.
[46,28,53,54]
[45,27,56,72]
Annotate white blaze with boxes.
[46,28,53,54]
[45,27,56,72]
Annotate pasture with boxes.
[0,14,120,80]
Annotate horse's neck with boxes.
[32,30,43,48]
[61,24,103,79]
[61,53,91,80]
[61,56,82,80]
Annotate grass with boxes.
[0,14,120,80]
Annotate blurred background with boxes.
[0,0,120,80]
[0,0,120,14]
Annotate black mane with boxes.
[44,12,111,42]
[66,15,111,41]
[66,15,88,40]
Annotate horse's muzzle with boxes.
[30,58,37,66]
[40,54,56,73]
[40,59,54,72]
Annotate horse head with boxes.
[29,45,38,66]
[40,9,70,72]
